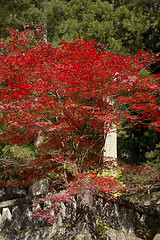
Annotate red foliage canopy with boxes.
[0,28,159,198]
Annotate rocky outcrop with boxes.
[0,182,160,240]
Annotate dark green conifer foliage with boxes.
[0,0,44,39]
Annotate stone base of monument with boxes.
[0,181,160,239]
[0,226,143,240]
[0,183,160,240]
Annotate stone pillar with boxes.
[103,124,117,164]
[103,97,117,165]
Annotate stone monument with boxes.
[103,97,117,165]
[103,123,117,162]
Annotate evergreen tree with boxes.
[0,0,44,40]
[1,0,159,52]
[41,0,159,53]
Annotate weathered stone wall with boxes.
[0,183,160,240]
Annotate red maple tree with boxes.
[0,28,160,220]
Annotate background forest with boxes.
[0,0,160,198]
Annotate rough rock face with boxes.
[0,181,159,240]
[28,179,49,196]
[0,187,27,201]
